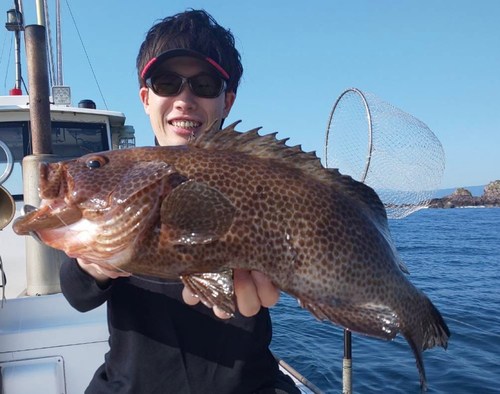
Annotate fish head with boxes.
[13,148,178,264]
[38,153,119,208]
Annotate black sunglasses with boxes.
[146,72,227,99]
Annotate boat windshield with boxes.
[0,121,109,197]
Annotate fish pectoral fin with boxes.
[298,298,401,341]
[161,180,236,245]
[180,268,235,316]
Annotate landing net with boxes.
[324,88,445,219]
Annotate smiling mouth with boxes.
[170,120,201,129]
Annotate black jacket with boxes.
[60,259,293,394]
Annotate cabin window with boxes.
[49,122,109,159]
[0,122,27,196]
[0,121,109,198]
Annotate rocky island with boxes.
[428,180,500,208]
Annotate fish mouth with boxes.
[20,205,44,243]
[13,160,82,236]
[13,202,82,236]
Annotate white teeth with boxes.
[171,120,201,128]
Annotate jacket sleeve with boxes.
[60,257,112,312]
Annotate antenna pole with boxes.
[13,0,23,91]
[56,0,63,85]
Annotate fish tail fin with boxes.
[402,297,451,391]
[421,298,450,351]
[404,330,427,391]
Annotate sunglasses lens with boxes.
[149,72,225,98]
[190,74,224,98]
[150,73,183,96]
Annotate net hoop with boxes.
[325,88,373,183]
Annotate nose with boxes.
[174,84,198,112]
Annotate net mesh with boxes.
[325,89,445,219]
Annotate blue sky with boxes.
[2,0,499,189]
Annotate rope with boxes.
[21,76,29,95]
[64,0,108,109]
[0,255,7,308]
[0,31,8,70]
[3,35,13,94]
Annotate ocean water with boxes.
[270,208,500,393]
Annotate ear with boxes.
[222,92,236,119]
[140,86,150,115]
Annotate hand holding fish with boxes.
[77,257,280,319]
[182,270,280,319]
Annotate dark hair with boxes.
[136,9,243,94]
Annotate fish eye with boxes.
[85,155,108,169]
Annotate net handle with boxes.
[324,88,374,183]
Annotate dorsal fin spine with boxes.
[192,121,334,184]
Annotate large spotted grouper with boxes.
[14,121,449,390]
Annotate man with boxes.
[60,9,300,394]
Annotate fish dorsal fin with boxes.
[330,170,410,274]
[191,121,331,183]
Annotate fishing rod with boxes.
[343,330,352,394]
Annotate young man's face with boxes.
[140,57,236,146]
